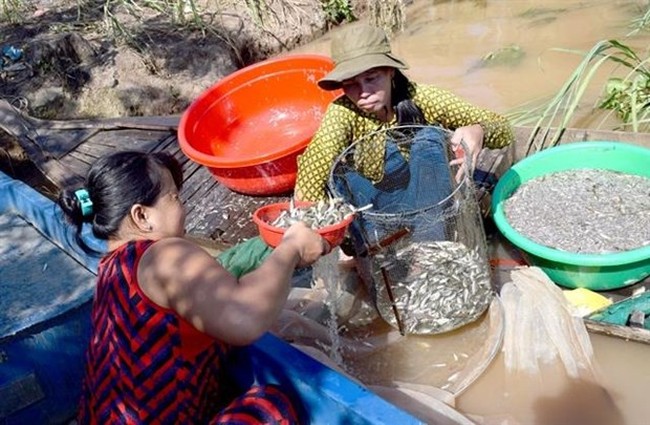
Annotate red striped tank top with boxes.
[78,240,230,424]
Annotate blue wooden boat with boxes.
[0,170,101,424]
[6,99,648,422]
[0,170,438,424]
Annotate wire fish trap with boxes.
[328,125,492,335]
[374,241,492,334]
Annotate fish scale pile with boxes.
[372,240,493,335]
[270,198,358,229]
[504,169,650,254]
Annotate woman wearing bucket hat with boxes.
[294,23,514,202]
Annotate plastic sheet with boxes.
[500,266,598,379]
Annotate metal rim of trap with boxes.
[327,124,474,220]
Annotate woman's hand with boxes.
[449,124,484,182]
[281,221,330,267]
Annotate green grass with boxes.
[506,5,650,155]
[0,0,28,23]
[507,39,650,155]
[322,0,354,25]
[98,0,211,40]
[629,5,650,35]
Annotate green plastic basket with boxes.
[492,141,650,290]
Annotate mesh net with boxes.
[328,125,492,335]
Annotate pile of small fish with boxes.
[372,240,493,335]
[270,198,370,229]
[504,169,650,253]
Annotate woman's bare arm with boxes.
[137,222,326,345]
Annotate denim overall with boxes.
[331,126,454,251]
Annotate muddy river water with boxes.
[458,333,650,424]
[294,0,650,128]
[290,1,650,423]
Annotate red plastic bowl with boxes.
[178,54,341,195]
[253,201,354,248]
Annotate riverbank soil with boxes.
[0,0,373,183]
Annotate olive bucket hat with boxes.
[318,24,409,91]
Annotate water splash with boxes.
[311,247,344,365]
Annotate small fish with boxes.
[269,198,361,230]
[504,169,650,254]
[372,241,492,335]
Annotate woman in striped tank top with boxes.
[58,150,328,424]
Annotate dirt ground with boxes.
[0,0,373,184]
[0,0,350,119]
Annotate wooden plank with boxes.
[58,154,91,183]
[181,158,200,177]
[74,140,119,159]
[15,135,83,189]
[585,319,650,345]
[165,143,193,167]
[0,100,84,162]
[183,177,289,245]
[88,136,159,151]
[87,129,172,150]
[0,101,84,188]
[67,134,187,187]
[0,100,180,132]
[149,134,180,154]
[218,193,290,244]
[28,115,180,132]
[34,128,99,159]
[68,150,97,167]
[175,158,199,180]
[180,166,216,204]
[184,183,234,241]
[0,100,38,138]
[151,139,196,176]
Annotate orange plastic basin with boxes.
[178,54,341,195]
[253,201,354,248]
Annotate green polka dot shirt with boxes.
[295,82,514,201]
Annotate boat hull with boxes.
[0,303,91,424]
[0,170,430,424]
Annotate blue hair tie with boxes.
[74,188,94,217]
